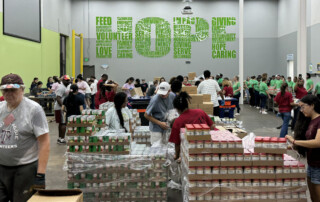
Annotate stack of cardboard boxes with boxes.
[180,125,308,201]
[180,88,213,115]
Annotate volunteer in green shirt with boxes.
[244,77,250,104]
[270,75,276,87]
[306,73,314,94]
[314,81,320,100]
[218,73,223,87]
[287,76,294,92]
[259,77,271,114]
[275,75,283,89]
[252,77,260,109]
[233,76,241,115]
[249,76,256,107]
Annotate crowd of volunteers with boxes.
[1,69,320,201]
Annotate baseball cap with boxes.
[157,82,170,95]
[0,73,25,90]
[62,75,71,81]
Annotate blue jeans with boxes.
[245,89,250,103]
[233,93,241,113]
[308,166,320,184]
[260,94,267,109]
[280,112,291,138]
[254,90,260,107]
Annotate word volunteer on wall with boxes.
[96,17,237,59]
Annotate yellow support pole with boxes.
[80,33,84,75]
[72,30,76,79]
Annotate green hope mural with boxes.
[96,17,236,59]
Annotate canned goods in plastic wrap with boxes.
[228,167,235,174]
[228,154,235,161]
[236,166,243,174]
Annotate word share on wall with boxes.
[96,17,236,59]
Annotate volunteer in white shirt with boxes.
[90,76,98,109]
[197,70,224,116]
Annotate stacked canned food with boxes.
[133,126,151,145]
[67,131,131,154]
[66,143,168,201]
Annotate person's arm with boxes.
[61,105,66,112]
[286,129,320,148]
[37,134,50,174]
[294,83,298,92]
[308,83,314,93]
[174,144,180,160]
[56,96,63,107]
[235,84,241,94]
[80,105,84,113]
[144,113,169,130]
[219,91,224,100]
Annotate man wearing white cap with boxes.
[145,82,175,144]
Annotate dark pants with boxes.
[291,107,300,130]
[260,94,267,109]
[233,93,241,113]
[254,90,260,107]
[214,106,220,116]
[249,88,255,106]
[317,94,320,100]
[90,94,95,109]
[0,161,37,202]
[78,93,86,109]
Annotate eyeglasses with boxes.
[300,104,309,111]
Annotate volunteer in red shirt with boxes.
[292,78,308,129]
[274,83,297,138]
[97,74,108,92]
[286,95,320,201]
[0,96,4,102]
[222,79,233,97]
[169,92,215,160]
[95,81,117,109]
[295,78,308,99]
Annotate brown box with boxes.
[276,173,307,179]
[189,94,204,104]
[203,94,211,102]
[185,135,212,141]
[254,148,287,154]
[213,174,244,180]
[189,161,220,167]
[188,72,197,80]
[244,173,276,179]
[189,187,220,193]
[154,77,161,82]
[220,161,252,167]
[189,104,199,109]
[188,174,213,180]
[189,148,243,154]
[252,160,284,166]
[28,190,83,202]
[130,87,144,97]
[182,86,197,94]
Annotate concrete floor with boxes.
[45,104,310,201]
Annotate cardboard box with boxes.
[203,94,211,102]
[188,148,244,154]
[275,173,307,179]
[189,161,220,167]
[220,161,252,167]
[189,94,204,104]
[244,173,275,179]
[182,86,197,94]
[254,148,287,154]
[130,87,144,97]
[28,190,83,202]
[252,160,284,166]
[189,187,220,193]
[188,72,197,80]
[189,104,199,109]
[154,77,161,82]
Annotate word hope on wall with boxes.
[96,17,236,59]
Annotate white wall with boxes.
[43,0,72,35]
[278,0,299,37]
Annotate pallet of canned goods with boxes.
[133,126,151,145]
[82,109,107,129]
[66,115,97,135]
[65,143,168,202]
[67,129,131,154]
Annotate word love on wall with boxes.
[96,17,236,59]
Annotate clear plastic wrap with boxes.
[65,143,169,202]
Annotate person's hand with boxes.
[159,122,169,130]
[285,135,294,143]
[32,173,46,190]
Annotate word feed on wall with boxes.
[96,17,236,59]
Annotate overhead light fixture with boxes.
[182,0,193,15]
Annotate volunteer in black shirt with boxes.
[62,84,84,118]
[141,79,149,96]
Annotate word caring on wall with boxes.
[96,17,236,59]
